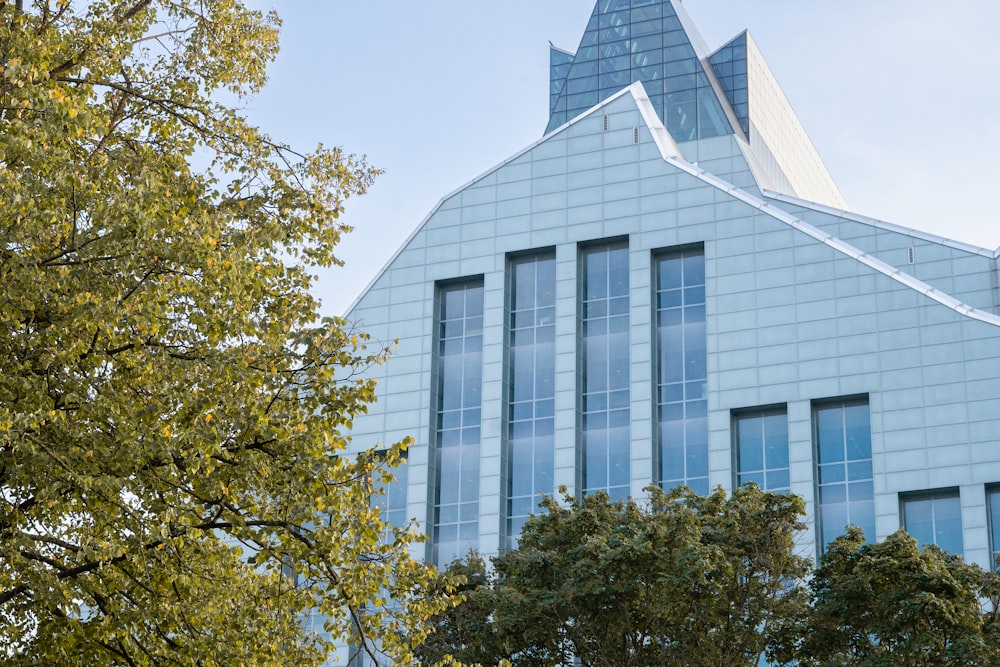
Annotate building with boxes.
[344,0,1000,570]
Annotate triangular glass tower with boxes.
[546,0,734,141]
[547,0,846,209]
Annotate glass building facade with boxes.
[901,490,964,555]
[581,242,631,500]
[814,400,875,551]
[708,32,749,136]
[432,282,483,567]
[341,10,1000,656]
[656,248,708,494]
[734,407,790,494]
[507,254,557,544]
[989,487,1000,569]
[546,0,731,141]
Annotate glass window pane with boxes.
[507,255,557,547]
[582,243,629,497]
[737,416,764,472]
[815,399,873,554]
[816,407,845,463]
[434,281,483,565]
[657,248,707,492]
[990,489,1000,569]
[903,491,963,556]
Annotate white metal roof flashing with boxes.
[666,175,1000,328]
[342,85,655,316]
[346,85,1000,329]
[762,189,996,259]
[548,42,575,57]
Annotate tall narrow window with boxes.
[734,408,789,493]
[372,449,408,533]
[508,254,556,546]
[988,486,1000,569]
[433,281,483,567]
[656,248,708,494]
[901,489,963,555]
[581,242,630,500]
[815,398,874,552]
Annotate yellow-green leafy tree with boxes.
[0,2,449,665]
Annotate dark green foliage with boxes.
[419,485,811,667]
[791,527,1000,667]
[420,491,1000,667]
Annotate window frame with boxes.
[899,487,964,556]
[731,404,789,494]
[812,395,873,556]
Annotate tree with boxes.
[414,553,506,667]
[792,527,1000,667]
[418,485,810,667]
[0,2,449,665]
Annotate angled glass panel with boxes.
[546,0,736,139]
[549,46,575,111]
[709,34,750,134]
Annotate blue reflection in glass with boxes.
[903,491,963,556]
[434,281,484,566]
[507,255,557,547]
[815,399,874,553]
[988,487,1000,569]
[550,46,574,113]
[735,408,789,494]
[372,451,409,543]
[708,32,749,135]
[582,242,630,500]
[657,248,707,493]
[545,0,734,140]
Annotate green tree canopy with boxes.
[417,485,811,667]
[0,2,448,665]
[792,527,1000,667]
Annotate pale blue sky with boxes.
[243,1,1000,316]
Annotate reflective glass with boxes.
[546,0,737,139]
[507,254,557,548]
[902,491,963,556]
[582,242,630,498]
[989,488,1000,569]
[434,281,484,566]
[709,36,749,135]
[815,399,873,553]
[657,248,707,492]
[737,418,764,472]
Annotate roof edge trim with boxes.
[762,189,996,259]
[627,88,999,326]
[664,177,1000,327]
[347,84,999,329]
[342,85,653,316]
[549,42,575,57]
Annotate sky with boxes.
[241,1,1000,317]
